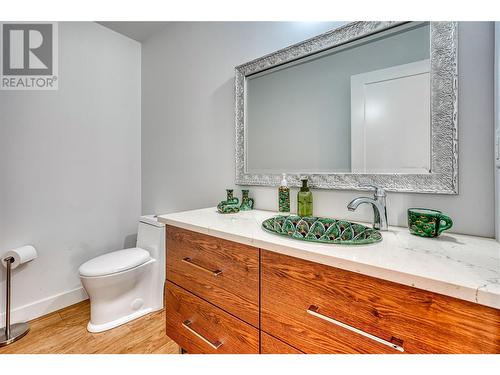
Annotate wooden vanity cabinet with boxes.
[164,225,500,354]
[165,282,259,354]
[261,250,500,354]
[166,226,259,327]
[165,225,260,354]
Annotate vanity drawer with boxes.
[165,282,259,354]
[261,250,500,354]
[261,332,303,354]
[166,226,259,327]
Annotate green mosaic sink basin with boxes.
[262,215,382,245]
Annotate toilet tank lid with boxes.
[79,248,151,277]
[140,215,165,228]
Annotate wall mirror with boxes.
[235,22,458,194]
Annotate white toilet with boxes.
[79,215,165,333]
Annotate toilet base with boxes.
[87,307,156,333]
[81,258,164,333]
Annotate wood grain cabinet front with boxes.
[165,282,259,354]
[164,225,499,354]
[166,226,259,327]
[261,250,500,354]
[261,332,304,354]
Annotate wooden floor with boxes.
[0,300,180,354]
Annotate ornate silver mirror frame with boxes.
[235,21,458,194]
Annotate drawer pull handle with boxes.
[306,305,404,352]
[182,257,222,277]
[182,320,223,350]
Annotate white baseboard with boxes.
[0,287,89,324]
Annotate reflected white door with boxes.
[350,60,431,174]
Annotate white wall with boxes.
[495,22,500,241]
[142,21,495,238]
[0,22,141,322]
[142,22,344,214]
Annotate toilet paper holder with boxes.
[0,256,30,346]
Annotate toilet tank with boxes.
[136,215,165,262]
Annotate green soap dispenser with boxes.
[297,178,313,217]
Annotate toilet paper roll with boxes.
[2,245,37,269]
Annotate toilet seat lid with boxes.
[79,248,151,277]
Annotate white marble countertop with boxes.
[158,207,500,309]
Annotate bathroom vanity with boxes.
[158,208,500,354]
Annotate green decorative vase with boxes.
[279,186,290,213]
[278,173,290,213]
[217,189,240,214]
[407,208,453,237]
[239,190,254,211]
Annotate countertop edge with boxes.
[158,215,500,310]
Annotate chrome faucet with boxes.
[347,185,388,231]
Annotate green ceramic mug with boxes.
[407,208,453,238]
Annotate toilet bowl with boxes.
[79,215,165,333]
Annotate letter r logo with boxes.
[2,23,53,75]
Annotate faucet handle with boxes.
[360,184,386,197]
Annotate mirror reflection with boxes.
[246,22,430,174]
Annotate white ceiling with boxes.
[97,22,170,42]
